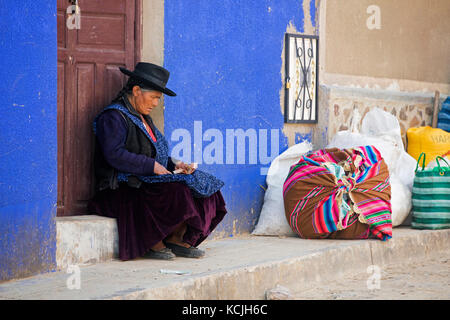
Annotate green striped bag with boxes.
[411,153,450,230]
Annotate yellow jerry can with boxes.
[407,126,450,166]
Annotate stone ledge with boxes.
[55,215,119,270]
[316,84,447,149]
[2,227,448,299]
[322,84,446,102]
[119,228,450,299]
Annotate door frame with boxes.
[56,0,143,217]
[134,0,143,64]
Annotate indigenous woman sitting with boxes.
[88,62,227,260]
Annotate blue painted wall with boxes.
[0,1,57,281]
[164,1,311,235]
[0,0,315,281]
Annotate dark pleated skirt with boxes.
[87,182,227,261]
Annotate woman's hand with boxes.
[154,161,172,175]
[175,161,197,174]
[175,161,189,171]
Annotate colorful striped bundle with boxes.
[283,146,392,241]
[411,153,450,229]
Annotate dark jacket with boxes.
[94,97,175,190]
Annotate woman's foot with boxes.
[143,247,175,260]
[151,241,167,251]
[164,222,204,258]
[164,241,205,258]
[164,237,191,248]
[143,241,176,260]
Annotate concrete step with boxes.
[1,227,449,300]
[56,215,119,270]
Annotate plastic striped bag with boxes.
[437,96,450,132]
[411,153,450,229]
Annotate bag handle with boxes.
[435,156,449,167]
[435,156,449,176]
[415,152,426,172]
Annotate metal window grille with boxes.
[284,33,319,123]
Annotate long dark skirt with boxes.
[87,182,227,261]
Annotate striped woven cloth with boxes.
[411,157,450,229]
[437,96,450,132]
[283,146,392,241]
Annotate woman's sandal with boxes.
[143,247,176,260]
[164,242,205,258]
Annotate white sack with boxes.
[361,108,416,190]
[390,176,412,227]
[252,141,313,236]
[327,108,416,226]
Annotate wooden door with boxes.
[57,0,141,216]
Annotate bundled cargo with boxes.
[283,146,392,241]
[328,108,416,226]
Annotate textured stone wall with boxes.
[320,85,446,149]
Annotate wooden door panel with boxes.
[76,14,126,49]
[57,0,67,9]
[57,11,66,48]
[73,51,126,63]
[57,61,66,213]
[57,0,139,216]
[105,64,127,105]
[79,0,126,14]
[74,63,96,204]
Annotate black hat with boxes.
[119,62,176,96]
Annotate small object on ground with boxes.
[164,242,205,258]
[160,269,192,275]
[265,284,292,300]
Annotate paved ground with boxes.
[0,228,448,300]
[293,250,450,300]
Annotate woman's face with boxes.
[131,86,162,115]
